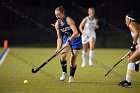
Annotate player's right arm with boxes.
[129,22,139,51]
[129,22,139,45]
[55,21,62,51]
[79,17,87,35]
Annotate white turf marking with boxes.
[0,48,10,66]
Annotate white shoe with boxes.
[89,60,93,67]
[60,72,67,81]
[81,61,86,67]
[68,76,74,83]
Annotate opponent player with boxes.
[118,11,140,87]
[79,7,99,67]
[54,6,82,83]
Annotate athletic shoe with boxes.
[60,72,67,81]
[89,60,93,67]
[135,63,139,72]
[118,80,131,87]
[68,76,74,83]
[81,61,86,67]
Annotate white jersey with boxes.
[131,29,140,45]
[82,17,97,44]
[83,17,97,34]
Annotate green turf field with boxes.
[0,48,140,93]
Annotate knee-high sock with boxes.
[82,51,86,63]
[60,60,67,73]
[89,50,94,61]
[126,63,135,82]
[70,66,77,77]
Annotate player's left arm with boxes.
[95,18,99,29]
[66,17,79,41]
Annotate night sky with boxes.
[0,0,139,47]
[1,0,140,23]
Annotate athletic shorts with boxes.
[62,35,82,50]
[82,31,96,44]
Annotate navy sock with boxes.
[70,65,77,77]
[60,60,67,73]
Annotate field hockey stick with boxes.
[51,24,55,27]
[32,46,66,73]
[105,51,131,76]
[69,45,74,55]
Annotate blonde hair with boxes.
[55,6,65,14]
[88,7,95,12]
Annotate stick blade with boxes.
[32,68,37,73]
[105,73,108,77]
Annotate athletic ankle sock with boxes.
[60,60,67,73]
[70,65,77,77]
[126,63,135,82]
[82,51,86,63]
[89,50,94,61]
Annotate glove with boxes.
[130,43,136,52]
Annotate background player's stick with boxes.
[105,51,131,76]
[32,46,66,73]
